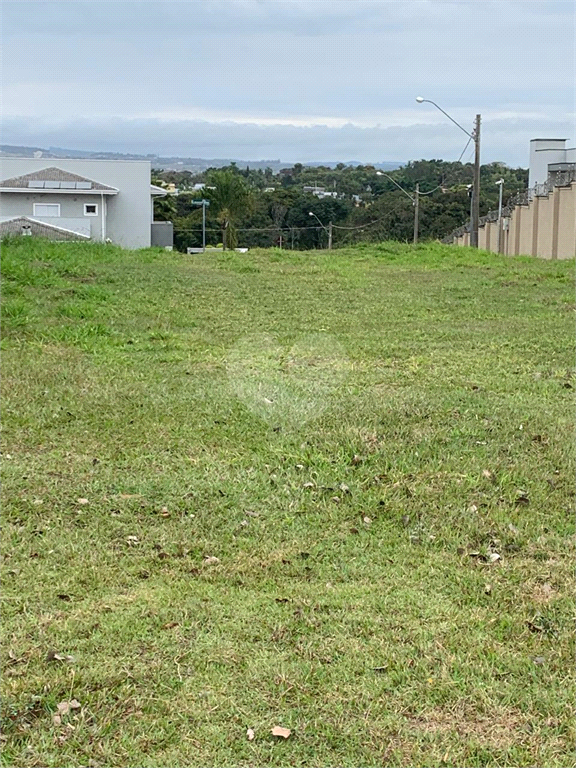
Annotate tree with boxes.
[150,177,177,221]
[153,194,176,222]
[204,170,253,249]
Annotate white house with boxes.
[0,157,171,249]
[529,138,576,187]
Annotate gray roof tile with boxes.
[0,167,117,191]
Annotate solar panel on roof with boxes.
[28,180,45,188]
[76,182,92,189]
[60,181,76,189]
[44,181,61,189]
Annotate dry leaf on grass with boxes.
[56,700,81,716]
[246,727,255,741]
[46,651,75,663]
[7,650,25,665]
[77,498,89,505]
[508,523,519,534]
[204,556,220,565]
[271,725,291,739]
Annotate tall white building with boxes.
[529,138,576,187]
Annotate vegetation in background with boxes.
[203,169,254,250]
[153,159,528,252]
[1,237,574,767]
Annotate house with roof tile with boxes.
[0,158,172,249]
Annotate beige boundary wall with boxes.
[454,182,575,259]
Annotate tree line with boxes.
[152,159,528,251]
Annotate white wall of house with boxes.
[0,158,153,248]
[529,139,570,187]
[0,192,102,238]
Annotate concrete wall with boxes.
[455,182,575,259]
[0,158,153,248]
[556,186,576,259]
[517,199,534,257]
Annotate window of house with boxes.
[84,203,98,216]
[33,203,60,217]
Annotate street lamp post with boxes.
[416,97,481,248]
[191,199,210,251]
[376,171,419,244]
[495,178,504,253]
[413,183,420,244]
[309,211,333,249]
[466,185,473,244]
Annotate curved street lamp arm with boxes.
[377,172,415,203]
[309,211,329,231]
[419,99,474,140]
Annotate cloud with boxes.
[1,1,573,163]
[3,114,573,166]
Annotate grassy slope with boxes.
[1,238,574,768]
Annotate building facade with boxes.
[529,138,576,188]
[444,138,575,259]
[0,157,170,249]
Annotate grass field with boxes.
[1,237,575,768]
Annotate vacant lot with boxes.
[1,238,574,767]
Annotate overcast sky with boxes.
[2,0,574,166]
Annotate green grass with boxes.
[1,236,575,767]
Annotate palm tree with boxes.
[204,170,253,249]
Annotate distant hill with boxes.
[0,145,403,173]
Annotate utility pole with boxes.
[413,183,420,244]
[471,114,481,248]
[496,178,504,253]
[191,199,210,252]
[308,211,331,249]
[202,200,206,252]
[416,98,481,248]
[376,170,417,243]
